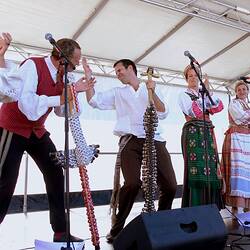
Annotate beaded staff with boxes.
[51,84,100,249]
[140,67,159,213]
[70,84,100,249]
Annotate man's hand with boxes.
[74,76,96,93]
[82,57,92,80]
[146,79,156,92]
[0,33,12,57]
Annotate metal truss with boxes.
[6,41,229,93]
[7,0,250,94]
[139,0,250,33]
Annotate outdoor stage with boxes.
[1,198,250,250]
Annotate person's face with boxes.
[186,69,198,89]
[114,62,133,84]
[68,48,81,72]
[236,84,249,100]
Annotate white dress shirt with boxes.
[89,82,168,141]
[16,56,75,121]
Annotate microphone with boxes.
[45,33,75,70]
[45,33,56,46]
[238,76,250,82]
[184,51,200,65]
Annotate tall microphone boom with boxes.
[184,51,200,66]
[45,33,56,45]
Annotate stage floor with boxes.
[1,198,250,250]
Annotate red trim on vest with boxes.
[0,57,63,138]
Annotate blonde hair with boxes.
[235,81,249,93]
[235,81,249,101]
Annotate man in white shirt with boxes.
[0,37,94,243]
[85,59,177,243]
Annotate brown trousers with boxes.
[110,135,177,237]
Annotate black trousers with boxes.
[0,128,66,232]
[110,136,177,237]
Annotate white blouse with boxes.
[229,99,250,125]
[178,88,223,118]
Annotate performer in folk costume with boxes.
[0,32,22,102]
[178,65,224,209]
[84,58,177,243]
[221,81,250,215]
[0,37,97,242]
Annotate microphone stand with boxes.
[62,58,72,250]
[190,61,214,205]
[49,41,73,250]
[225,87,231,105]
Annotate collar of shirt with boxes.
[187,88,200,98]
[127,82,144,98]
[44,56,75,84]
[44,56,57,82]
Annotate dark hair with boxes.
[51,38,81,59]
[113,59,137,75]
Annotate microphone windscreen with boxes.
[45,33,52,41]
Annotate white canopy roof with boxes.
[1,0,250,92]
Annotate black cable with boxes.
[225,206,250,249]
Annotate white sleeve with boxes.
[204,95,222,109]
[17,59,60,121]
[88,88,116,110]
[229,99,250,125]
[53,75,84,117]
[178,91,196,117]
[154,87,168,120]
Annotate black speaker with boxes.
[113,204,227,250]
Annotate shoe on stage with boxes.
[106,232,118,244]
[53,232,84,242]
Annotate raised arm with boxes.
[203,74,224,114]
[82,57,95,103]
[0,32,12,68]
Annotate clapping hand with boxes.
[74,76,96,93]
[82,57,92,81]
[0,33,12,57]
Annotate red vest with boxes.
[0,57,63,138]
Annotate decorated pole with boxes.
[140,67,159,213]
[69,84,100,249]
[50,85,100,249]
